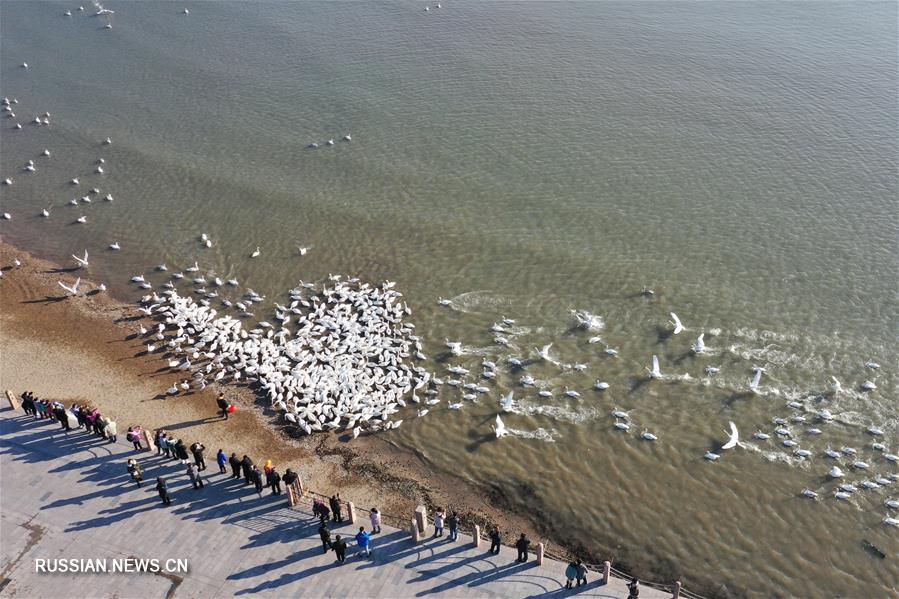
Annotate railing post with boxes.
[602,561,610,584]
[536,542,544,565]
[287,481,300,506]
[415,505,428,536]
[472,525,481,549]
[296,475,305,497]
[672,581,682,598]
[5,390,20,410]
[142,428,156,452]
[411,519,422,542]
[347,501,357,524]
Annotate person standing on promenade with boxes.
[575,558,588,587]
[156,477,172,506]
[166,435,178,461]
[190,441,206,471]
[127,459,143,487]
[565,561,578,589]
[369,508,382,534]
[20,392,33,417]
[516,533,531,563]
[318,521,332,553]
[155,430,166,455]
[54,403,67,430]
[433,508,445,538]
[489,526,501,554]
[355,527,371,558]
[216,393,230,420]
[186,463,204,489]
[251,465,264,496]
[241,455,253,485]
[229,453,242,478]
[332,535,347,563]
[627,577,640,598]
[105,417,117,443]
[283,469,298,492]
[216,449,227,474]
[447,511,459,541]
[267,467,282,495]
[175,439,190,463]
[127,426,143,451]
[34,399,46,421]
[329,494,342,523]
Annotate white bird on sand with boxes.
[298,246,311,256]
[58,277,80,296]
[648,355,661,379]
[250,247,261,258]
[749,367,764,392]
[669,312,684,335]
[109,242,120,250]
[721,421,739,450]
[861,381,877,391]
[2,213,11,220]
[493,415,507,438]
[692,333,705,354]
[167,385,178,395]
[72,250,89,268]
[71,177,79,185]
[76,216,87,224]
[186,261,199,272]
[445,339,462,356]
[41,208,50,217]
[641,430,658,441]
[594,381,610,390]
[829,466,844,478]
[343,134,352,141]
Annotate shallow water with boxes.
[1,2,897,596]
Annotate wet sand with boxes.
[0,240,532,540]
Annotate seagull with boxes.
[250,247,261,258]
[721,421,739,449]
[58,277,80,296]
[493,415,507,438]
[648,355,661,379]
[72,250,89,268]
[669,312,684,335]
[692,333,705,354]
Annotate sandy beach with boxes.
[0,240,535,543]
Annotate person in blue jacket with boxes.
[355,527,371,558]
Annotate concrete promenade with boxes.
[0,407,666,598]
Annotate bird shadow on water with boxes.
[654,325,674,344]
[43,266,80,274]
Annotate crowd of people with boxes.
[14,390,644,595]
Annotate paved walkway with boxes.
[0,407,666,598]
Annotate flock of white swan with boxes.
[0,5,895,530]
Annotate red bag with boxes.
[227,405,235,413]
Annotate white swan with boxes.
[109,242,120,250]
[72,250,89,268]
[58,277,80,296]
[250,247,261,258]
[692,333,705,354]
[669,312,684,335]
[648,355,661,379]
[721,421,739,450]
[493,415,507,438]
[749,367,763,392]
[641,430,657,441]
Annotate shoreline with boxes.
[0,240,712,598]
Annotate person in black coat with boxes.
[216,393,230,419]
[251,465,264,495]
[241,455,253,485]
[515,533,531,563]
[489,526,501,554]
[229,453,242,478]
[331,534,347,563]
[329,494,342,523]
[174,439,190,463]
[190,442,206,471]
[318,522,332,553]
[267,467,282,495]
[156,477,172,505]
